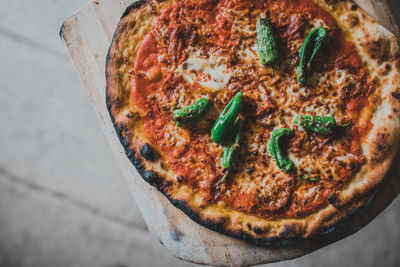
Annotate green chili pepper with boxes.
[173,97,210,127]
[268,128,294,173]
[221,117,242,169]
[211,92,243,144]
[294,115,351,135]
[257,18,279,66]
[219,117,242,183]
[297,26,336,85]
[222,146,239,169]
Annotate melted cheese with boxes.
[175,49,232,92]
[237,42,259,65]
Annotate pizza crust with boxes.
[106,0,400,244]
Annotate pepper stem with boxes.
[218,170,229,184]
[338,121,352,127]
[326,26,337,34]
[302,174,319,182]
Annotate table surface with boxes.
[0,0,399,267]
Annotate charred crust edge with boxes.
[121,0,148,19]
[104,0,378,246]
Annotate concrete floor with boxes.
[0,0,399,266]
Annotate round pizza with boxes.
[106,0,400,244]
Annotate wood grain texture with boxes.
[60,1,400,266]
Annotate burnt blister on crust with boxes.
[350,4,358,11]
[370,129,393,164]
[278,225,298,240]
[391,88,400,100]
[143,170,159,184]
[328,193,343,209]
[253,226,265,234]
[140,143,156,160]
[364,38,391,64]
[105,0,392,246]
[346,15,359,28]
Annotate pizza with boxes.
[106,0,400,244]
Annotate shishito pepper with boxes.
[268,128,294,173]
[219,117,243,183]
[173,97,210,127]
[297,26,336,85]
[294,115,351,135]
[211,92,243,144]
[257,17,279,66]
[221,117,242,169]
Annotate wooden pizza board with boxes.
[60,0,400,266]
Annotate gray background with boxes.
[0,0,399,266]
